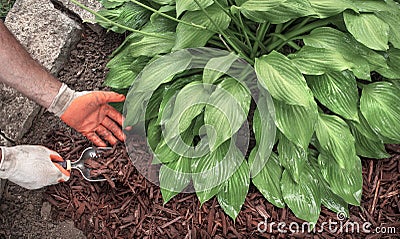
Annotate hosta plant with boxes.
[72,0,400,223]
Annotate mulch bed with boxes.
[39,23,398,239]
[43,128,399,238]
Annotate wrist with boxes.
[0,146,14,179]
[47,83,76,117]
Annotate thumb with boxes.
[94,91,125,104]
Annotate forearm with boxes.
[0,20,61,108]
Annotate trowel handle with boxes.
[56,160,72,171]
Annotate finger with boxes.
[125,126,133,131]
[50,154,64,162]
[85,132,108,147]
[105,105,124,127]
[96,125,118,145]
[53,163,71,177]
[95,91,125,104]
[102,117,125,142]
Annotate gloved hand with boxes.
[48,84,125,147]
[0,145,70,190]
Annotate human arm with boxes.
[0,20,61,108]
[0,20,125,146]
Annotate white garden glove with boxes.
[0,145,70,189]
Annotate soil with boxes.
[0,24,399,239]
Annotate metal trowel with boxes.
[58,147,112,182]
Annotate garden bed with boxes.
[1,19,398,239]
[45,26,398,238]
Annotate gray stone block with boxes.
[0,83,41,141]
[57,0,103,24]
[5,0,82,74]
[0,0,82,141]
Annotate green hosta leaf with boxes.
[318,153,362,205]
[238,0,284,11]
[320,184,350,216]
[191,142,227,205]
[351,0,394,13]
[255,51,314,107]
[105,56,151,89]
[250,151,285,208]
[274,100,318,150]
[234,0,280,23]
[101,0,129,9]
[360,82,400,143]
[203,53,239,84]
[308,0,358,18]
[205,78,251,150]
[315,114,357,169]
[146,85,167,120]
[151,0,175,5]
[109,102,124,113]
[157,75,202,125]
[250,94,276,176]
[349,110,380,140]
[217,160,250,220]
[376,48,400,79]
[110,18,177,59]
[163,82,209,140]
[150,5,176,23]
[160,156,192,204]
[192,114,205,137]
[303,27,387,79]
[129,32,175,58]
[116,18,176,58]
[173,4,231,50]
[241,0,316,24]
[124,92,150,127]
[192,141,244,205]
[97,2,151,33]
[278,135,308,183]
[306,71,359,121]
[154,125,195,164]
[148,13,178,32]
[350,125,390,159]
[135,50,192,93]
[176,0,214,17]
[308,156,349,216]
[124,50,192,127]
[343,11,389,51]
[376,11,400,49]
[281,168,321,224]
[289,46,351,75]
[147,118,162,151]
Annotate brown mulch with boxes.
[43,127,399,238]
